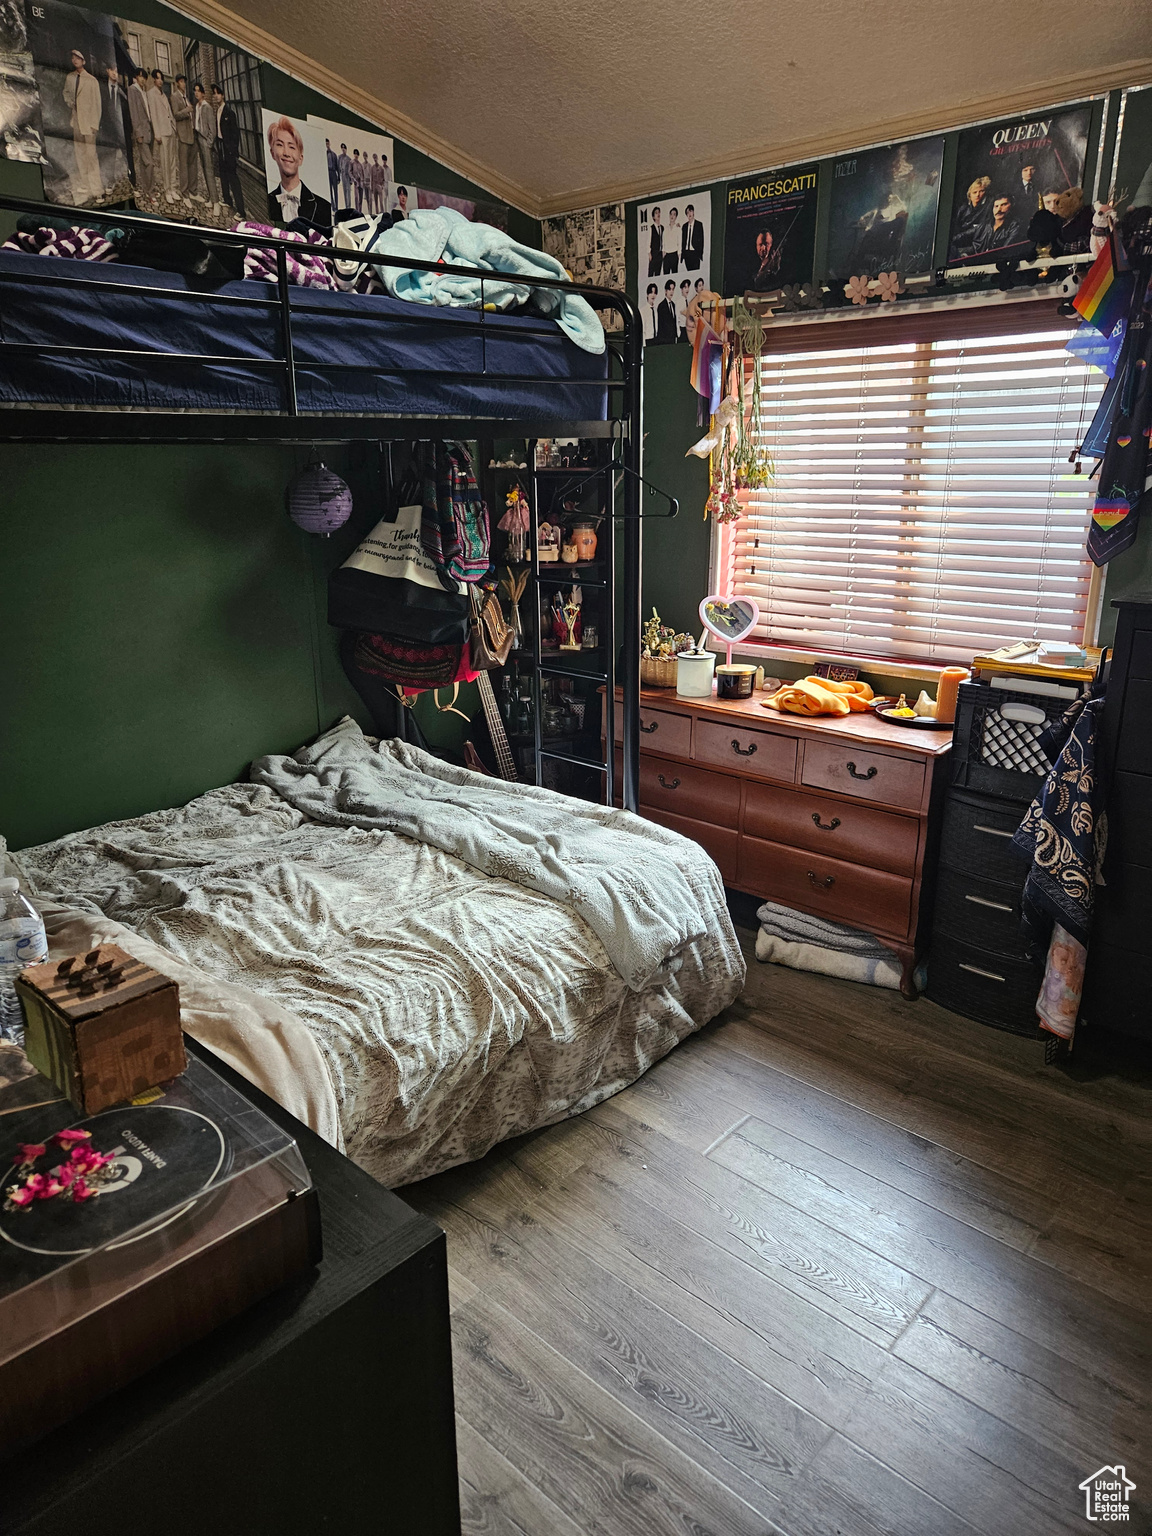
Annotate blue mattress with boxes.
[0,250,608,419]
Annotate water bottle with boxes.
[0,877,48,1045]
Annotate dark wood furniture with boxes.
[608,685,951,993]
[4,1039,460,1536]
[1082,596,1152,1042]
[924,786,1045,1037]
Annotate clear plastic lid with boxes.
[0,1054,311,1361]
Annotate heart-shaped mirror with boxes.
[699,595,760,662]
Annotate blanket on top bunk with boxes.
[365,207,605,354]
[11,727,743,1186]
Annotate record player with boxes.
[0,1053,321,1454]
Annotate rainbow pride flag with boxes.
[1074,235,1132,339]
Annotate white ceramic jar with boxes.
[676,651,716,698]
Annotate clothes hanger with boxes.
[546,460,679,520]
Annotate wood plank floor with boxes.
[404,920,1152,1536]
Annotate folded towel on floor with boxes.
[755,901,921,991]
[763,676,874,716]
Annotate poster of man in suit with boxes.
[24,0,131,206]
[261,108,330,233]
[636,192,710,344]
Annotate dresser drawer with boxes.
[801,739,925,809]
[1081,941,1152,1040]
[736,836,914,940]
[933,867,1029,958]
[1127,627,1152,679]
[1104,773,1152,872]
[939,790,1027,884]
[743,781,919,877]
[611,703,692,758]
[694,720,797,782]
[641,807,740,883]
[640,753,741,828]
[1116,678,1152,775]
[1092,860,1152,956]
[924,935,1043,1037]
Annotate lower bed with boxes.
[10,725,744,1187]
[0,248,609,420]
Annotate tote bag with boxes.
[327,501,470,642]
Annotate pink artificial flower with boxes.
[35,1177,65,1200]
[70,1177,96,1202]
[17,1143,46,1163]
[52,1129,92,1148]
[7,1184,35,1207]
[22,1172,48,1197]
[52,1162,78,1187]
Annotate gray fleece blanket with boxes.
[250,718,705,992]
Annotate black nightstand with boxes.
[3,1039,460,1536]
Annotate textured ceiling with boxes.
[181,0,1152,215]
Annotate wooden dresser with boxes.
[609,686,952,993]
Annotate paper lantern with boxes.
[285,463,353,535]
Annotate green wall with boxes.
[0,0,539,851]
[0,444,379,850]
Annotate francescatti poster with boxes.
[722,165,819,297]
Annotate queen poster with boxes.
[825,138,944,281]
[722,165,818,297]
[946,104,1091,265]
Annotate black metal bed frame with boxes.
[0,194,646,812]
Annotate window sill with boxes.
[716,640,949,684]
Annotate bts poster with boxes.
[722,165,818,297]
[636,192,711,344]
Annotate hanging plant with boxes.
[730,299,774,493]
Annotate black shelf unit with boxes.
[0,193,646,812]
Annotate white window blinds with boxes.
[730,322,1104,665]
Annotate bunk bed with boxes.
[1,194,746,1185]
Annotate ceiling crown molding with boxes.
[164,0,545,216]
[537,57,1152,218]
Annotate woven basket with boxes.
[640,656,679,688]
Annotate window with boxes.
[214,48,263,170]
[720,313,1105,665]
[126,31,141,65]
[154,39,171,77]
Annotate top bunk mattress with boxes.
[0,249,609,421]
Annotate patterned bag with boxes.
[420,442,491,583]
[352,630,477,690]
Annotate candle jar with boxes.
[572,522,598,560]
[934,667,969,725]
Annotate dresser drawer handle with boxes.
[811,813,841,831]
[845,761,877,781]
[640,720,660,734]
[963,893,1013,912]
[959,962,1006,983]
[807,871,835,890]
[973,823,1013,838]
[657,774,680,790]
[731,739,758,757]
